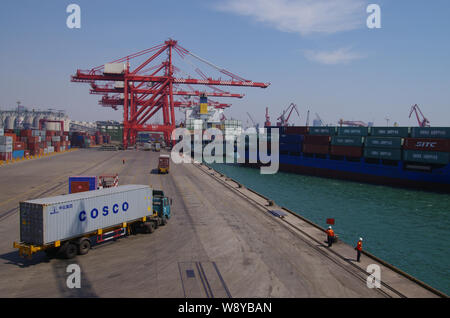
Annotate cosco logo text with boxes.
[79,202,129,221]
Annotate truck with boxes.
[13,185,172,259]
[158,154,170,174]
[154,142,161,152]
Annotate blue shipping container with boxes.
[12,150,24,159]
[280,134,304,144]
[69,176,98,194]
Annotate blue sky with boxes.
[0,0,449,126]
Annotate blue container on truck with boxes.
[69,176,97,193]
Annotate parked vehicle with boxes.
[158,154,170,174]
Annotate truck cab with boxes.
[158,154,170,174]
[152,189,171,220]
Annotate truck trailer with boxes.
[14,185,171,259]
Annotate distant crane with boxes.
[277,103,300,126]
[264,107,271,127]
[385,116,390,127]
[314,113,324,126]
[247,112,259,130]
[409,104,430,127]
[306,110,310,127]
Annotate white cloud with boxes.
[303,47,364,64]
[215,0,367,35]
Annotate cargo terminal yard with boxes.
[0,148,444,298]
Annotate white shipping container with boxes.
[20,185,153,245]
[52,136,61,142]
[0,136,13,145]
[48,146,54,153]
[44,148,48,154]
[0,145,12,152]
[104,63,126,74]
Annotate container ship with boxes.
[243,126,450,192]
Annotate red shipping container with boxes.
[330,145,362,157]
[13,142,25,150]
[55,146,61,152]
[0,152,13,161]
[285,126,309,135]
[53,141,61,148]
[303,144,330,154]
[20,129,33,137]
[403,138,450,152]
[304,135,331,145]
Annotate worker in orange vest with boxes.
[355,237,363,262]
[326,226,335,247]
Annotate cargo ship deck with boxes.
[0,149,444,297]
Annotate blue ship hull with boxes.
[243,150,450,192]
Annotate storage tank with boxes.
[33,114,43,129]
[5,115,16,130]
[44,115,58,131]
[23,114,34,129]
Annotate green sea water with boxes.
[208,163,450,296]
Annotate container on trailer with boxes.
[331,136,364,147]
[303,135,331,145]
[337,127,368,136]
[284,126,309,135]
[410,127,450,139]
[302,144,329,155]
[370,127,409,137]
[403,150,449,165]
[0,127,3,136]
[364,148,402,161]
[19,185,153,246]
[365,137,403,149]
[403,138,450,152]
[330,145,363,157]
[69,176,98,194]
[308,127,337,136]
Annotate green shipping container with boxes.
[337,127,368,136]
[370,127,409,137]
[331,136,364,147]
[364,148,402,161]
[410,127,450,139]
[309,127,337,136]
[403,150,449,165]
[365,137,402,149]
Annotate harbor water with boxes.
[208,163,450,295]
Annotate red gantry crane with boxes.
[71,39,270,147]
[409,104,430,127]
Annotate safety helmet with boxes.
[328,226,332,229]
[359,237,363,241]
